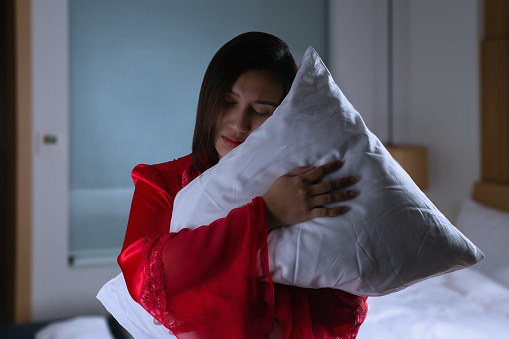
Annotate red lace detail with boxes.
[139,233,177,328]
[181,165,199,188]
[348,297,368,339]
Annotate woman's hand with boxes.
[262,160,357,232]
[153,318,175,335]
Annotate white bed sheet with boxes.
[357,267,509,339]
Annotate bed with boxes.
[356,182,509,339]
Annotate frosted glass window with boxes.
[68,0,327,266]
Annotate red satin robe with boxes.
[118,154,367,338]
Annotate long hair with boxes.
[192,32,298,173]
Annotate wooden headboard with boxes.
[476,0,509,213]
[473,181,509,212]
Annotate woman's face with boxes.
[214,70,285,159]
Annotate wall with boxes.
[31,0,121,321]
[407,0,481,217]
[329,0,481,219]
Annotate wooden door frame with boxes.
[0,0,31,325]
[13,0,32,324]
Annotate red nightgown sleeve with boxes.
[118,163,275,338]
[274,285,368,339]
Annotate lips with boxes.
[222,136,244,148]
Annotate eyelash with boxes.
[251,108,270,117]
[223,101,271,117]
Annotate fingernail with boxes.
[338,206,350,214]
[349,176,357,184]
[349,190,357,197]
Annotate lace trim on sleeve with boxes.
[349,296,368,338]
[181,164,199,188]
[139,233,176,328]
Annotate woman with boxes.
[118,32,367,338]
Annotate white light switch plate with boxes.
[36,131,64,155]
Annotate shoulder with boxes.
[131,154,195,196]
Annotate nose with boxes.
[228,107,252,133]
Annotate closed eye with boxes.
[250,107,272,117]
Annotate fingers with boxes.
[309,176,357,196]
[302,160,343,182]
[310,190,357,207]
[265,160,357,227]
[293,159,358,207]
[309,205,350,219]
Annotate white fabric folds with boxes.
[97,273,177,339]
[170,47,483,296]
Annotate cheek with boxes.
[252,116,271,131]
[214,111,227,134]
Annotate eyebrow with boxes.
[228,89,279,107]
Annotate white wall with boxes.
[329,0,481,219]
[329,0,391,138]
[31,0,120,321]
[407,0,481,218]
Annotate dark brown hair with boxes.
[192,32,298,173]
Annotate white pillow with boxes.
[170,47,483,296]
[456,199,509,287]
[97,273,177,339]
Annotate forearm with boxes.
[121,197,274,336]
